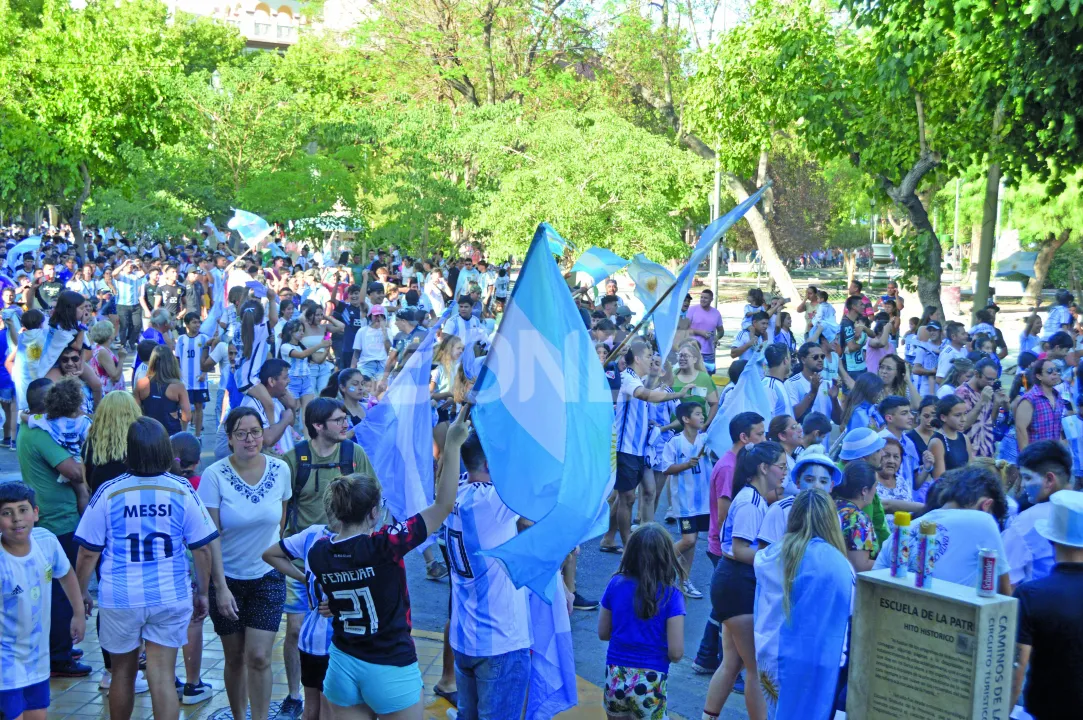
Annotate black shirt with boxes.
[306,514,427,666]
[143,283,158,311]
[35,280,64,309]
[158,283,185,316]
[334,302,367,355]
[1015,562,1083,719]
[83,439,128,494]
[183,281,204,314]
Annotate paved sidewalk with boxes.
[45,616,616,720]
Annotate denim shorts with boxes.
[453,647,531,720]
[288,374,315,398]
[323,645,422,714]
[359,359,386,379]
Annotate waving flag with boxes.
[355,310,451,528]
[226,209,273,248]
[705,349,772,456]
[6,236,40,274]
[626,254,676,312]
[202,218,227,247]
[540,222,575,258]
[654,184,771,360]
[570,247,630,287]
[526,575,577,718]
[472,223,614,601]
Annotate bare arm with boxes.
[57,567,87,642]
[170,382,191,425]
[930,437,946,479]
[1011,644,1031,710]
[848,549,875,572]
[730,537,760,565]
[420,408,470,533]
[261,407,294,449]
[598,606,612,641]
[95,346,122,382]
[1015,400,1034,451]
[262,542,306,582]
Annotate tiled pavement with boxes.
[45,615,612,720]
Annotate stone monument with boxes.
[847,569,1018,720]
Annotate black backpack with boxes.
[285,440,354,533]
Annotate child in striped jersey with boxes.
[235,298,280,424]
[27,377,91,481]
[176,313,212,443]
[661,402,712,599]
[264,523,335,720]
[0,483,86,720]
[278,320,330,417]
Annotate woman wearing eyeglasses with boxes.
[197,406,292,720]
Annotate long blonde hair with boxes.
[86,391,142,466]
[677,339,708,373]
[780,489,847,620]
[148,346,181,384]
[434,335,463,374]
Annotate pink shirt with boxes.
[708,449,738,557]
[686,304,723,357]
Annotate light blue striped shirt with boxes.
[114,273,146,306]
[176,333,209,391]
[280,525,334,656]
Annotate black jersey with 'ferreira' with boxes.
[307,513,428,667]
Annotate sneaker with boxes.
[134,671,150,694]
[70,647,84,660]
[182,680,213,704]
[51,660,92,678]
[682,580,703,599]
[426,560,449,581]
[99,671,111,690]
[691,662,717,675]
[278,695,304,719]
[175,677,184,699]
[664,506,677,523]
[572,592,599,611]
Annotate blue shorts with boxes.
[323,645,422,714]
[288,374,315,398]
[0,679,50,718]
[359,360,386,379]
[284,575,309,615]
[0,386,13,404]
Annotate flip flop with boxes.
[434,686,458,707]
[599,544,624,554]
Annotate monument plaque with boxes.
[847,569,1018,720]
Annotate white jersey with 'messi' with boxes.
[74,472,219,609]
[443,476,532,657]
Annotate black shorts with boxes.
[299,651,329,690]
[678,514,710,535]
[209,570,286,636]
[710,555,757,622]
[615,452,645,493]
[187,389,210,405]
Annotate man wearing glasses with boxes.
[279,398,378,718]
[786,342,839,424]
[1016,358,1069,450]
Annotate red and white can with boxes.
[977,548,997,597]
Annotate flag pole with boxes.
[603,277,682,365]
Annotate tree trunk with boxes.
[971,163,1000,324]
[721,172,800,303]
[1024,230,1072,305]
[882,153,943,315]
[69,163,91,264]
[844,250,857,286]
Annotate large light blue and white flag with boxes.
[472,223,614,601]
[654,184,771,360]
[202,218,227,247]
[526,576,577,718]
[226,209,273,249]
[6,236,40,274]
[38,325,79,381]
[355,310,451,529]
[705,349,772,456]
[570,247,630,287]
[626,254,676,313]
[540,222,575,258]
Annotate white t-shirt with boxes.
[936,344,968,380]
[0,528,69,690]
[785,372,832,419]
[280,342,309,377]
[763,376,795,420]
[209,340,231,380]
[197,455,292,580]
[444,479,532,656]
[661,433,712,517]
[913,343,939,396]
[720,485,768,557]
[1001,502,1055,586]
[874,508,1010,588]
[352,325,392,363]
[757,495,795,546]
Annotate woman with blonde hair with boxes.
[431,334,463,423]
[88,319,126,393]
[135,345,191,435]
[673,340,719,426]
[753,489,854,720]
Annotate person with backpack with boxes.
[278,398,377,719]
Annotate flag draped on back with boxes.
[626,254,676,313]
[226,209,273,248]
[472,223,615,602]
[570,247,630,286]
[526,575,577,719]
[354,311,451,527]
[654,184,771,361]
[705,350,772,457]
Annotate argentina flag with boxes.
[626,253,676,313]
[472,223,615,602]
[226,208,273,248]
[541,222,575,257]
[654,183,771,360]
[570,247,630,287]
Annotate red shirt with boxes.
[708,449,738,557]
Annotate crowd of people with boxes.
[0,220,1081,720]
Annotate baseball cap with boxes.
[368,304,386,317]
[926,321,943,331]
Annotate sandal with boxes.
[599,544,623,554]
[434,685,458,707]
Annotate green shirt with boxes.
[282,441,376,535]
[672,370,717,417]
[869,494,889,553]
[17,425,77,535]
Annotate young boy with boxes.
[662,402,713,599]
[799,411,833,456]
[0,483,86,720]
[878,395,929,491]
[175,313,211,441]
